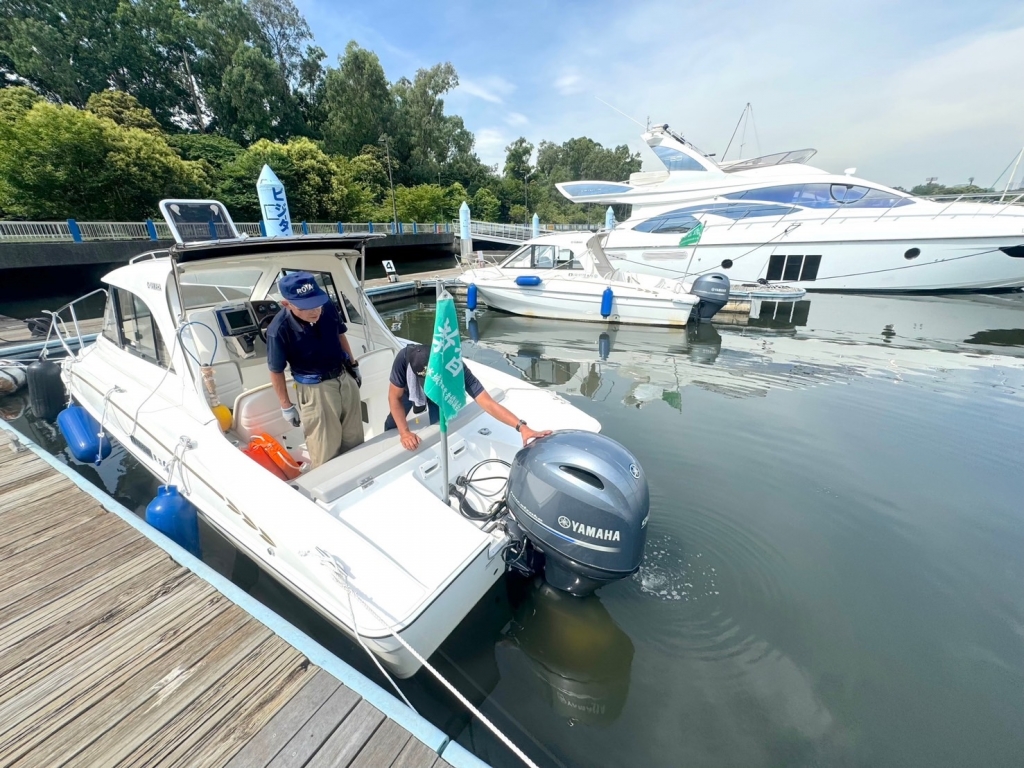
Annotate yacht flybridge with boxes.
[57,200,651,678]
[557,125,1024,292]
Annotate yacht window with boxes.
[101,291,121,345]
[500,244,532,268]
[533,246,555,269]
[726,184,913,209]
[555,248,582,269]
[271,269,345,318]
[634,212,701,234]
[113,288,172,368]
[560,182,634,197]
[830,184,868,204]
[651,145,707,172]
[500,245,566,269]
[179,268,262,309]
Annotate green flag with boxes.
[679,221,704,247]
[423,288,466,429]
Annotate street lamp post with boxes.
[379,134,398,230]
[523,171,532,226]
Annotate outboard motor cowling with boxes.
[689,273,730,322]
[505,430,649,596]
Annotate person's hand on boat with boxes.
[521,426,551,446]
[400,429,420,451]
[281,404,301,428]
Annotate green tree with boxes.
[503,137,534,181]
[321,42,394,156]
[214,44,302,144]
[443,182,469,220]
[217,136,369,221]
[0,101,209,219]
[388,184,447,222]
[0,85,42,124]
[85,90,161,132]
[166,133,244,170]
[246,0,311,84]
[471,187,500,221]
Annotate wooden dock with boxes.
[0,426,475,768]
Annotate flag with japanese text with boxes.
[424,288,466,429]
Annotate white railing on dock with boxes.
[0,219,457,243]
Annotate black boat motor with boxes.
[504,430,649,596]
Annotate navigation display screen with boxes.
[218,306,257,335]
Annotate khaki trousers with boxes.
[295,374,364,467]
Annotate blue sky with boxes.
[295,0,1024,189]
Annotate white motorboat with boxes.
[459,232,740,326]
[557,125,1024,292]
[54,200,653,678]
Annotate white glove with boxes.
[353,367,362,388]
[282,404,300,427]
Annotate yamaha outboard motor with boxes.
[688,273,730,322]
[504,431,649,596]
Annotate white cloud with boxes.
[554,71,583,95]
[458,75,516,104]
[505,112,529,127]
[475,128,508,166]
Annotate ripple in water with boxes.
[632,533,718,602]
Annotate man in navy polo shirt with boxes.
[267,272,364,467]
[385,343,550,451]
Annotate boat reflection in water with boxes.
[498,581,634,727]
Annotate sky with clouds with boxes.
[295,0,1024,189]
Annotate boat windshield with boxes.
[500,244,581,270]
[179,268,263,309]
[725,184,913,209]
[721,149,818,172]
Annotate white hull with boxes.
[469,277,697,327]
[57,231,601,680]
[604,234,1024,293]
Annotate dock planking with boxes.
[0,430,454,768]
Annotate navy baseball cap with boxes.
[279,271,329,309]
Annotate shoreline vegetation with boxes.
[0,0,640,226]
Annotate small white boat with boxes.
[55,199,652,679]
[459,232,737,327]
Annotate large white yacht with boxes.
[557,125,1024,292]
[53,200,651,678]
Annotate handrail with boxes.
[41,288,108,358]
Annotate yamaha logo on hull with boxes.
[630,463,640,479]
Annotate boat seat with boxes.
[232,383,306,456]
[292,388,505,505]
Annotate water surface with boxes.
[4,291,1024,768]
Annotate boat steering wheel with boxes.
[250,300,282,344]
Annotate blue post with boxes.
[145,218,158,241]
[532,213,540,238]
[208,220,218,240]
[368,222,374,233]
[412,221,418,234]
[259,220,267,237]
[301,220,309,235]
[67,219,82,243]
[390,222,396,234]
[605,206,616,230]
[434,222,439,233]
[337,222,344,234]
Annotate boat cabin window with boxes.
[725,184,913,209]
[652,145,708,172]
[501,244,581,270]
[108,288,172,369]
[634,212,702,234]
[179,268,262,309]
[269,269,354,321]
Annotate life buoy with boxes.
[244,432,301,480]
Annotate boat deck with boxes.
[0,426,458,768]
